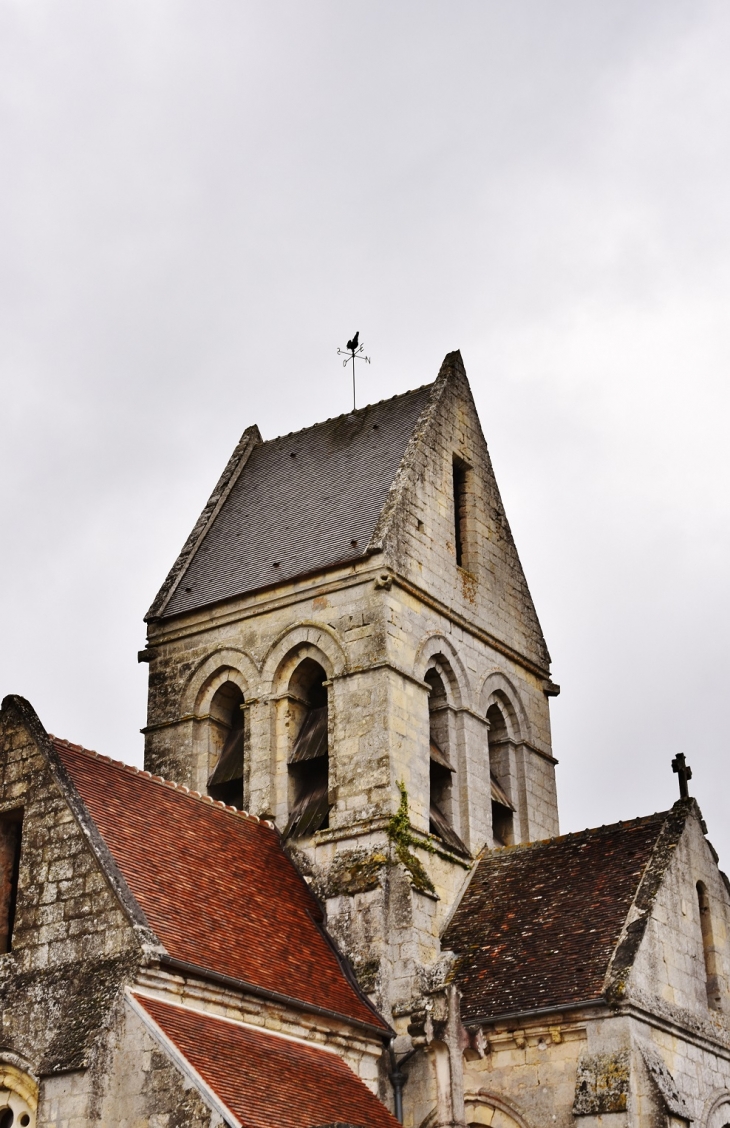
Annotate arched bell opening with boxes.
[487,702,515,847]
[284,658,330,838]
[206,682,245,809]
[426,666,467,855]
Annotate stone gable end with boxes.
[628,805,730,1022]
[379,353,550,672]
[0,696,142,1075]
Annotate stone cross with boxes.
[671,753,693,799]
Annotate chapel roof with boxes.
[135,994,400,1128]
[149,382,434,620]
[443,808,690,1022]
[53,738,387,1033]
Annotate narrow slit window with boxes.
[0,808,23,954]
[697,881,723,1010]
[452,457,469,568]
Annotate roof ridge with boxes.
[49,735,277,831]
[257,381,435,446]
[482,810,670,858]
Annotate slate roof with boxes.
[150,384,433,620]
[443,812,674,1022]
[53,739,387,1032]
[135,994,399,1128]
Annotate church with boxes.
[1,350,729,1127]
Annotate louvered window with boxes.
[285,662,331,839]
[428,739,469,856]
[206,683,245,809]
[487,703,514,846]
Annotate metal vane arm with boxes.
[337,335,371,410]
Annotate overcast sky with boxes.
[2,1,729,861]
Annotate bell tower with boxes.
[140,351,559,1022]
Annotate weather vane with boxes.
[337,331,370,411]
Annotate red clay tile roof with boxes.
[134,994,399,1128]
[53,740,386,1031]
[443,813,669,1022]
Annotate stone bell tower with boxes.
[140,351,559,1023]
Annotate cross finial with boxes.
[671,753,693,799]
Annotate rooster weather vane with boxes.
[337,331,370,411]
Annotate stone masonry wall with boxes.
[0,698,141,1079]
[625,810,730,1123]
[629,811,730,1019]
[380,352,550,675]
[37,999,223,1128]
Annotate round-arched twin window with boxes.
[0,1093,34,1127]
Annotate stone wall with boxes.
[0,697,141,1079]
[37,999,223,1128]
[380,352,550,676]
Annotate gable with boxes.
[443,812,668,1022]
[376,352,550,670]
[149,385,433,621]
[624,802,730,1018]
[0,696,142,1072]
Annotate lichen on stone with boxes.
[320,849,388,898]
[573,1049,630,1115]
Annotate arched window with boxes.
[697,881,723,1010]
[425,667,467,855]
[206,682,245,809]
[284,659,330,838]
[0,1063,37,1127]
[487,703,515,846]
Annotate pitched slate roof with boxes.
[149,384,433,620]
[53,739,387,1032]
[443,811,681,1022]
[135,994,399,1128]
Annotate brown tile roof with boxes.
[53,739,387,1032]
[149,384,434,620]
[134,994,399,1128]
[443,812,671,1022]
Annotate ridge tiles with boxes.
[158,382,434,619]
[444,811,671,1022]
[52,738,386,1032]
